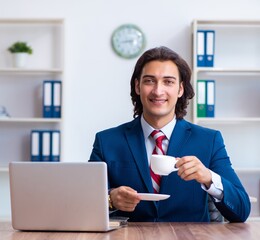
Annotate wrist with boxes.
[108,188,116,210]
[205,180,213,189]
[205,170,213,189]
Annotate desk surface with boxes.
[1,221,260,240]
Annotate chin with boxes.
[149,111,171,118]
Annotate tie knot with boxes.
[151,130,166,144]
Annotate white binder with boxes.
[197,30,206,67]
[42,131,51,161]
[206,31,215,67]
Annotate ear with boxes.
[178,81,184,98]
[135,79,140,95]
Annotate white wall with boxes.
[1,0,260,162]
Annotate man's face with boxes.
[135,60,184,127]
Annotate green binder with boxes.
[197,80,206,117]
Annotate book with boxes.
[50,130,60,161]
[197,80,206,117]
[205,30,215,67]
[52,81,62,118]
[196,30,206,67]
[30,130,41,161]
[43,81,52,118]
[43,80,62,118]
[197,80,215,118]
[30,130,61,162]
[41,131,51,161]
[196,30,215,67]
[206,80,215,117]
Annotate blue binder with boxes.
[206,80,215,117]
[197,30,206,67]
[52,81,62,118]
[50,130,60,162]
[41,131,51,161]
[30,130,41,161]
[205,31,215,67]
[43,81,53,118]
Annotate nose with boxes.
[152,82,164,95]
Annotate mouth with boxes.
[150,98,167,104]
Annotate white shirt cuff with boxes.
[201,170,223,202]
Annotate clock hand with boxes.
[121,39,138,46]
[121,39,134,43]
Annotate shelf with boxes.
[0,17,64,221]
[0,18,64,24]
[195,118,260,124]
[0,68,63,74]
[235,168,260,173]
[0,118,62,123]
[0,167,8,173]
[194,19,260,26]
[195,68,260,74]
[192,19,260,221]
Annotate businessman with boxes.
[90,46,251,222]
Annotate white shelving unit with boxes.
[192,20,260,220]
[0,18,64,220]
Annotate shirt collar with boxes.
[141,115,176,140]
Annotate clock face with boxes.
[111,24,146,59]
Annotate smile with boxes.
[150,99,167,104]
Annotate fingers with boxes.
[176,156,212,184]
[176,156,199,178]
[110,186,141,212]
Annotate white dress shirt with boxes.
[140,115,223,201]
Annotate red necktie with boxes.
[150,130,166,193]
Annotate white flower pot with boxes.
[12,53,29,68]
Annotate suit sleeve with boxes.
[210,131,251,222]
[89,133,103,162]
[89,133,111,189]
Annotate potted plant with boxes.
[7,41,33,68]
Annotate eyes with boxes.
[142,77,176,86]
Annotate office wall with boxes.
[1,0,260,162]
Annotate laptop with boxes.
[9,161,123,232]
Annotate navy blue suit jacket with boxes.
[90,117,251,222]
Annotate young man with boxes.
[90,46,250,222]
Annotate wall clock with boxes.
[111,24,146,59]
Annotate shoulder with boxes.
[176,119,225,151]
[177,118,221,138]
[95,117,140,137]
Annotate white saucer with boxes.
[137,193,170,201]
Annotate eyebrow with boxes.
[142,74,177,80]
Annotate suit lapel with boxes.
[160,119,192,193]
[125,118,154,193]
[166,119,192,157]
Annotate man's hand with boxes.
[175,156,212,188]
[110,186,141,212]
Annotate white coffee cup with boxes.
[150,154,178,176]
